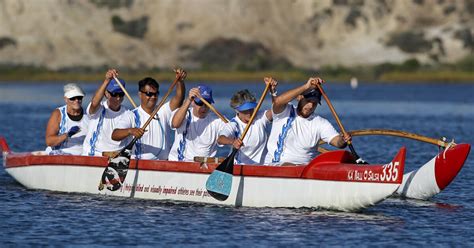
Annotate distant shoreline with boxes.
[0,70,473,83]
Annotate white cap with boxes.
[64,83,85,98]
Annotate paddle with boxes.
[206,82,271,201]
[113,76,138,108]
[197,96,229,123]
[98,75,181,191]
[315,82,368,164]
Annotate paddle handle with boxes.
[197,96,229,123]
[240,82,271,140]
[315,83,361,160]
[113,76,137,109]
[315,83,348,138]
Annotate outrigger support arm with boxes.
[317,128,454,149]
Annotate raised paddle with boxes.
[206,82,271,201]
[98,75,181,191]
[315,82,368,164]
[196,96,229,123]
[113,76,137,108]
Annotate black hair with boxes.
[138,77,159,91]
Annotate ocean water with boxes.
[0,81,473,246]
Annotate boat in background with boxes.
[1,137,405,212]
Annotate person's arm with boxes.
[169,69,187,111]
[329,133,351,148]
[171,87,200,128]
[112,113,145,141]
[265,77,278,104]
[217,120,243,149]
[264,77,278,121]
[45,110,81,146]
[89,69,118,115]
[112,128,144,141]
[217,135,243,149]
[45,109,67,146]
[272,77,321,114]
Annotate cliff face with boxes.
[0,0,472,70]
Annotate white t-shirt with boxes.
[45,105,89,155]
[82,101,129,156]
[264,104,339,165]
[219,111,271,165]
[169,109,226,161]
[115,102,174,160]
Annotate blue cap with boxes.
[106,78,126,94]
[303,89,321,104]
[235,101,257,112]
[195,84,214,104]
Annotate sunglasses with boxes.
[108,91,125,97]
[193,100,205,106]
[69,96,83,101]
[140,91,159,97]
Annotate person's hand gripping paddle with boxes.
[315,81,368,164]
[205,82,271,201]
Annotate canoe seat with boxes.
[300,150,355,178]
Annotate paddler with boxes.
[264,77,351,165]
[111,69,187,160]
[82,69,131,156]
[168,84,226,161]
[45,83,89,155]
[217,77,278,164]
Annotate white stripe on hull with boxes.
[6,165,399,212]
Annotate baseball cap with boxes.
[195,84,214,104]
[106,78,126,94]
[64,83,85,99]
[302,88,322,104]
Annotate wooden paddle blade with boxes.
[205,149,238,201]
[99,148,132,191]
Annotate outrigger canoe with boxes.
[1,137,405,212]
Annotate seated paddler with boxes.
[168,85,226,161]
[82,69,131,156]
[217,77,278,165]
[45,83,89,155]
[111,69,187,160]
[264,77,351,166]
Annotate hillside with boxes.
[0,0,472,71]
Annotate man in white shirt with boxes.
[111,69,186,160]
[82,69,130,156]
[264,77,351,165]
[169,85,226,161]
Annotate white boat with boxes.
[1,137,406,212]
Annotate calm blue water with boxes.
[0,81,473,246]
